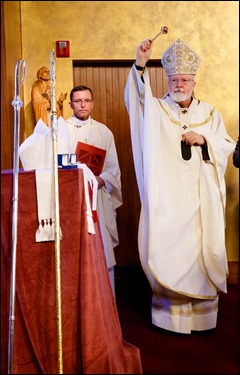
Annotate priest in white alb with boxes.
[66,85,122,298]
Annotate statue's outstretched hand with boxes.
[58,92,67,104]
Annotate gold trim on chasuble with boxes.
[157,99,215,127]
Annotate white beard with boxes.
[169,91,191,102]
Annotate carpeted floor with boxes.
[115,265,239,374]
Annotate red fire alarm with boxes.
[56,40,70,58]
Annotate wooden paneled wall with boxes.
[73,61,168,265]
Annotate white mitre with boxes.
[161,39,201,76]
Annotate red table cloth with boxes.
[1,169,142,374]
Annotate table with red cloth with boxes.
[1,169,142,374]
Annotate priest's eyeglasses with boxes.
[71,99,93,104]
[169,79,194,86]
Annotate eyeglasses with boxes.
[169,79,194,85]
[71,99,93,104]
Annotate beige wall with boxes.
[20,1,239,261]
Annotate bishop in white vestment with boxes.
[124,38,235,333]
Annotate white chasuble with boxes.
[125,65,235,299]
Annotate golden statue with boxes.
[31,66,67,127]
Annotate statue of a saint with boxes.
[31,66,67,127]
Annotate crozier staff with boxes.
[125,38,235,334]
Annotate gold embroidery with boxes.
[158,99,215,127]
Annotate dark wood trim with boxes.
[73,59,163,68]
[228,261,239,284]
